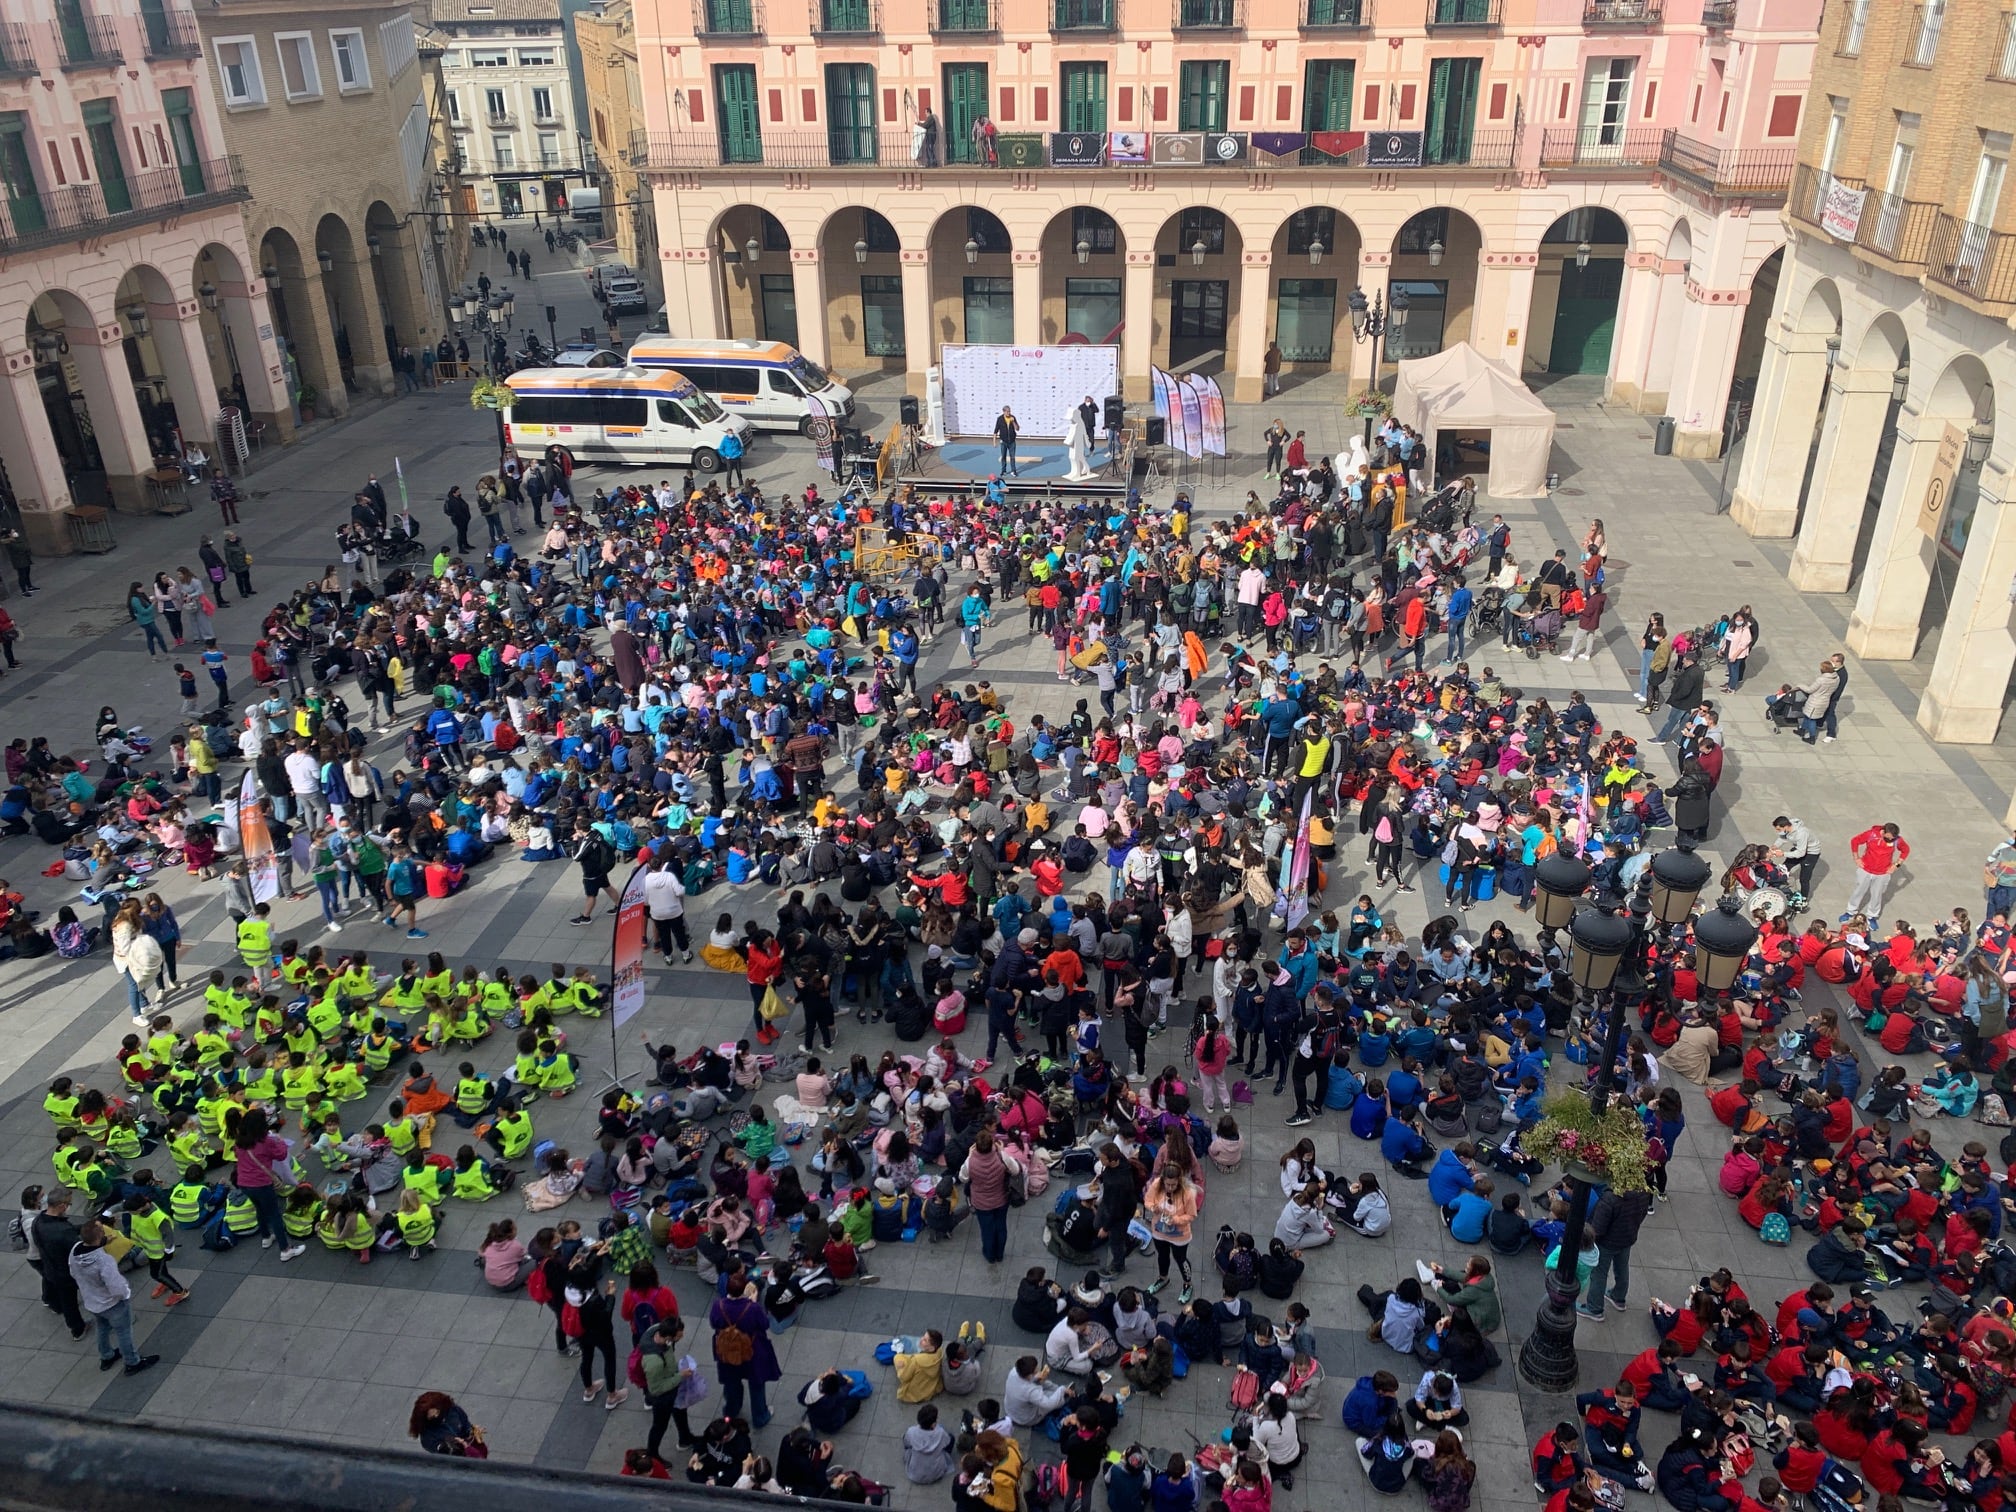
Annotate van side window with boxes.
[768,370,802,398]
[656,400,696,429]
[595,395,648,428]
[678,366,726,393]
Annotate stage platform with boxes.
[895,437,1133,497]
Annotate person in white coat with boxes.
[1273,1186,1334,1250]
[68,1222,159,1375]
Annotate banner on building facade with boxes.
[995,134,1045,168]
[1204,133,1247,165]
[1820,181,1867,242]
[1365,131,1424,169]
[1250,132,1308,160]
[1151,133,1206,165]
[1918,422,1966,542]
[1307,130,1366,161]
[1050,133,1107,168]
[1109,132,1149,164]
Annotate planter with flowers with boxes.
[1523,1091,1652,1193]
[1349,389,1391,420]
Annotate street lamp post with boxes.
[1346,285,1410,449]
[1516,841,1752,1391]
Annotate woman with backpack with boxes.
[709,1273,782,1427]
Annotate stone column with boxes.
[790,249,828,366]
[1604,252,1665,410]
[1230,251,1273,405]
[1352,251,1391,393]
[235,276,298,445]
[1121,251,1154,402]
[273,269,349,420]
[1729,328,1833,537]
[372,226,433,353]
[64,317,154,514]
[1665,283,1747,459]
[1478,253,1537,374]
[326,252,394,396]
[671,245,725,339]
[1917,469,2016,742]
[0,347,77,554]
[1787,367,1892,592]
[1011,251,1042,347]
[145,298,215,446]
[1845,406,1942,660]
[900,250,933,396]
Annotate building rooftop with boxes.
[430,0,561,25]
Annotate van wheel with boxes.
[797,416,814,437]
[693,447,721,474]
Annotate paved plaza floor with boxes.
[0,315,2009,1504]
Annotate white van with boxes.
[624,337,854,433]
[502,366,752,473]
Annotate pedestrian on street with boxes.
[443,486,473,552]
[1772,815,1821,906]
[994,407,1020,477]
[0,606,19,670]
[1576,1183,1652,1322]
[1263,420,1288,477]
[68,1220,160,1376]
[198,535,230,607]
[223,532,254,599]
[1561,583,1607,662]
[29,1190,87,1340]
[1652,653,1704,743]
[5,530,35,595]
[210,469,240,525]
[720,428,745,489]
[1842,821,1909,927]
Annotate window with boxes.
[1274,278,1336,362]
[447,91,462,121]
[1819,97,1848,172]
[275,33,321,100]
[492,134,514,167]
[532,88,555,120]
[1578,58,1634,147]
[760,274,799,346]
[1911,0,1944,65]
[329,28,369,91]
[379,12,416,78]
[1061,62,1107,132]
[1064,277,1121,342]
[656,399,696,429]
[0,113,44,234]
[1073,207,1118,254]
[963,276,1013,343]
[1840,0,1868,53]
[825,63,877,164]
[518,51,554,66]
[537,131,558,164]
[864,210,899,250]
[162,86,203,194]
[1179,206,1226,255]
[485,89,507,120]
[861,275,905,356]
[1425,57,1481,164]
[1968,132,2010,228]
[214,37,266,106]
[1178,60,1228,131]
[715,64,762,163]
[1285,208,1333,256]
[1397,209,1448,253]
[1302,58,1353,133]
[943,62,988,163]
[469,48,511,67]
[1888,113,1920,194]
[1387,280,1446,359]
[966,208,1009,252]
[82,99,129,214]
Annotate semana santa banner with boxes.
[611,863,650,1026]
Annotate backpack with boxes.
[582,834,616,875]
[1759,1211,1791,1246]
[1029,1463,1061,1511]
[715,1320,755,1365]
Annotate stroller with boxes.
[1474,586,1507,637]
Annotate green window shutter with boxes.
[715,65,761,163]
[944,63,987,163]
[1062,63,1107,133]
[825,63,876,164]
[0,113,43,234]
[1301,59,1352,131]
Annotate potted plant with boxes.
[1523,1090,1651,1192]
[1349,389,1391,420]
[298,383,318,422]
[469,376,510,413]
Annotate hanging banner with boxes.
[1197,374,1227,458]
[1251,132,1308,159]
[611,862,651,1027]
[1050,132,1107,168]
[1109,131,1149,165]
[1821,182,1867,242]
[1918,421,1966,543]
[1151,133,1206,165]
[239,769,279,904]
[806,393,838,473]
[1365,131,1425,168]
[1204,133,1248,166]
[995,134,1045,168]
[1177,376,1206,460]
[1307,130,1366,161]
[1151,366,1189,458]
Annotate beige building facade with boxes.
[1732,0,2016,753]
[630,0,1814,453]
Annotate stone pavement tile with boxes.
[178,1316,267,1369]
[535,1386,615,1470]
[446,1294,519,1347]
[1457,1385,1528,1446]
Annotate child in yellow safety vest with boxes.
[122,1195,191,1304]
[281,1186,324,1241]
[402,1150,450,1204]
[324,1058,369,1102]
[317,1194,376,1263]
[235,903,276,989]
[44,1077,81,1131]
[393,1189,438,1259]
[361,1019,400,1074]
[238,1047,280,1104]
[452,1144,517,1200]
[564,967,605,1019]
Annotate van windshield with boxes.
[783,354,830,393]
[684,389,725,422]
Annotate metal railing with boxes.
[1787,162,1859,228]
[1903,2,1942,65]
[1854,188,1940,264]
[692,0,763,37]
[1174,0,1244,28]
[1585,0,1662,21]
[56,13,123,68]
[810,0,880,35]
[1993,10,2016,78]
[141,6,200,59]
[930,0,996,32]
[487,112,517,128]
[1700,0,1736,25]
[1928,212,2016,303]
[0,156,249,255]
[1426,129,1518,167]
[1301,0,1367,24]
[1052,0,1116,31]
[0,20,37,75]
[1658,132,1792,197]
[1425,0,1500,26]
[1539,125,1665,166]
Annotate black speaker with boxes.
[1103,396,1124,431]
[1145,416,1166,447]
[899,395,920,426]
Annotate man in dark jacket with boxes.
[30,1193,86,1337]
[1653,654,1707,744]
[1580,1185,1654,1321]
[1095,1146,1139,1280]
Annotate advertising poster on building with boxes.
[611,863,651,1027]
[239,769,279,904]
[1177,375,1206,459]
[1109,132,1149,165]
[1050,133,1106,167]
[1197,374,1227,457]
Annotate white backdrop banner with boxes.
[941,344,1120,439]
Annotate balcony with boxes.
[1584,0,1662,22]
[1928,213,2016,304]
[930,0,996,33]
[1993,10,2016,79]
[693,0,763,38]
[141,7,201,60]
[486,112,517,128]
[1425,0,1499,26]
[0,156,249,256]
[1855,188,1940,266]
[1903,3,1942,65]
[1425,130,1518,167]
[1658,132,1792,198]
[1052,0,1116,32]
[533,113,565,127]
[1301,0,1367,25]
[1787,163,1862,230]
[1539,125,1665,167]
[0,21,36,76]
[56,13,124,69]
[1701,0,1736,25]
[810,0,879,35]
[1174,0,1244,29]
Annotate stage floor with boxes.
[936,439,1118,481]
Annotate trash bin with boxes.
[1653,416,1676,456]
[68,507,116,554]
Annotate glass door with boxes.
[1169,280,1227,367]
[963,277,1013,344]
[715,65,762,164]
[825,63,877,165]
[760,274,800,347]
[1577,57,1634,154]
[54,0,90,60]
[944,63,987,163]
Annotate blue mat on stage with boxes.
[939,439,1116,482]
